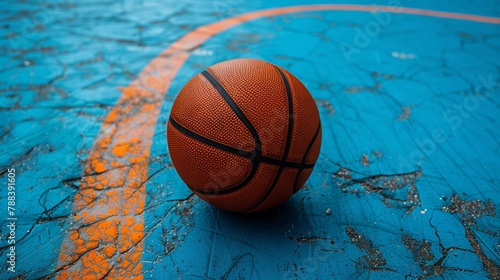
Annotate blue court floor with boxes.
[0,0,499,279]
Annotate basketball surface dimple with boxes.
[167,58,321,213]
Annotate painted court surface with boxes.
[1,0,499,279]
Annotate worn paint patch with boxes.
[56,87,160,279]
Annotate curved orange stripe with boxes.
[55,4,499,279]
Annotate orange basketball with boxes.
[167,58,321,212]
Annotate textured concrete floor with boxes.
[0,0,499,279]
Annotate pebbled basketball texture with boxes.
[167,58,321,213]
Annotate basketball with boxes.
[167,58,321,212]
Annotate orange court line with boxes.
[55,4,499,279]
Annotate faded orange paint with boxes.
[111,142,130,157]
[56,4,499,279]
[56,86,160,278]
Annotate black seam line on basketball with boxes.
[169,117,313,170]
[244,66,294,212]
[169,117,259,196]
[293,122,321,194]
[199,70,266,196]
[169,117,254,158]
[260,156,314,169]
[201,70,262,153]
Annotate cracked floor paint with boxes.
[0,1,499,279]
